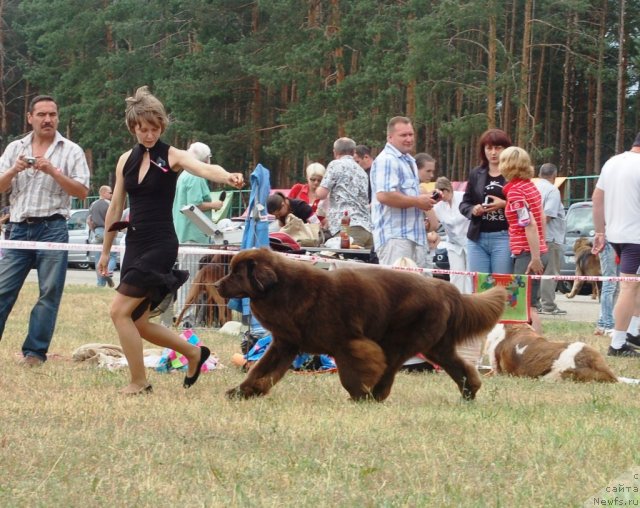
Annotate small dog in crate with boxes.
[176,253,234,328]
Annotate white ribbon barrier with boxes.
[1,239,639,283]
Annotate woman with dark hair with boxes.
[459,128,513,275]
[266,191,319,227]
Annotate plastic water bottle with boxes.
[340,210,351,249]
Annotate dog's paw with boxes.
[226,385,262,400]
[226,386,249,400]
[461,391,477,401]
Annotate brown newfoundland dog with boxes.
[215,249,507,402]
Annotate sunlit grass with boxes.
[1,284,639,507]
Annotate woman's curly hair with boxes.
[499,146,534,181]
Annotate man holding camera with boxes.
[370,116,438,266]
[0,95,90,366]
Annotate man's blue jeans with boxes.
[597,241,618,330]
[0,219,68,361]
[467,230,513,275]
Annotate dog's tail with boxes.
[448,286,507,345]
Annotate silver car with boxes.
[67,209,122,269]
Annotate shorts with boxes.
[610,243,640,275]
[378,238,428,269]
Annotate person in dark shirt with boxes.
[267,191,319,227]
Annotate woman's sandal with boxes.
[183,346,211,388]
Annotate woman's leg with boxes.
[109,293,151,393]
[448,249,471,294]
[467,237,491,274]
[110,293,205,392]
[135,318,203,378]
[489,230,513,275]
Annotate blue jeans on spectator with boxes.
[92,227,117,286]
[467,230,513,275]
[597,241,618,331]
[0,218,68,361]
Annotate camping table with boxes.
[303,247,374,264]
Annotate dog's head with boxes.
[215,248,279,299]
[484,323,506,370]
[485,323,536,370]
[573,236,593,254]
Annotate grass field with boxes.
[1,284,639,507]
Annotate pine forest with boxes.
[1,0,639,192]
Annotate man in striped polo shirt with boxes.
[370,116,438,267]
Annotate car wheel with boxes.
[557,280,572,294]
[75,262,91,270]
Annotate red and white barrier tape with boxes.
[1,239,638,283]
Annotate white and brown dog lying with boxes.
[485,323,617,383]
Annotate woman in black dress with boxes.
[98,86,243,395]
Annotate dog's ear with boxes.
[248,259,278,293]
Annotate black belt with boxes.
[21,214,65,224]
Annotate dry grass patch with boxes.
[1,284,639,507]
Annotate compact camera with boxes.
[24,156,37,165]
[431,190,441,202]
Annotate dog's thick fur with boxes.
[485,323,617,383]
[215,248,507,401]
[566,237,601,300]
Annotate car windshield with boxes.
[565,205,593,235]
[67,210,88,231]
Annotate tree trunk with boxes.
[454,88,463,178]
[593,0,607,172]
[516,0,532,147]
[559,13,576,175]
[0,0,6,140]
[251,5,261,167]
[22,81,30,133]
[615,0,626,154]
[531,44,545,150]
[487,4,496,129]
[501,0,517,131]
[329,0,345,137]
[406,80,416,121]
[585,76,595,175]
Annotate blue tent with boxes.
[228,164,270,334]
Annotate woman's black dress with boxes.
[118,141,188,320]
